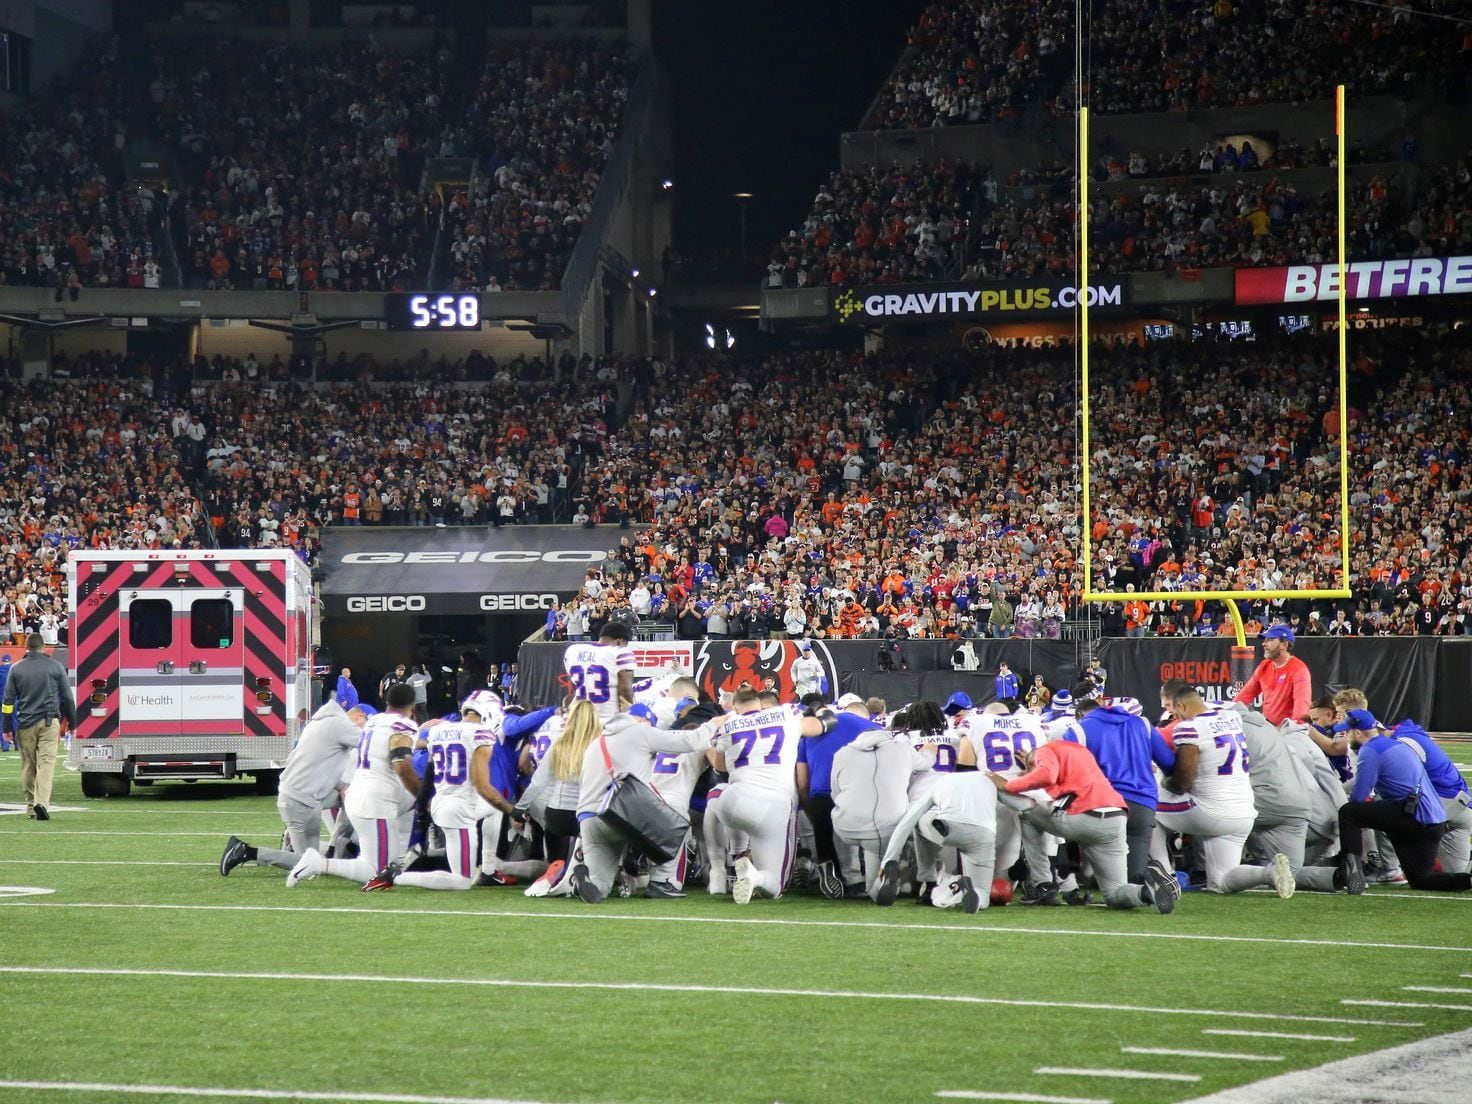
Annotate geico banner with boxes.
[322,525,605,616]
[1235,256,1472,305]
[832,279,1127,323]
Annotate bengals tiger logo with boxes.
[694,640,836,703]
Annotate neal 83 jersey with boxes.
[716,706,803,795]
[563,642,634,721]
[1166,705,1255,819]
[348,713,421,810]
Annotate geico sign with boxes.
[346,595,426,612]
[341,551,604,565]
[480,594,559,611]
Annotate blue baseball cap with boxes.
[943,691,974,715]
[628,703,658,725]
[1262,624,1295,644]
[355,703,377,717]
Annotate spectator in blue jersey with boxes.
[1335,709,1471,893]
[797,691,882,899]
[995,662,1019,703]
[334,667,359,711]
[1335,688,1472,875]
[1065,682,1176,882]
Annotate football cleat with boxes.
[525,859,567,898]
[219,836,251,877]
[1018,881,1061,907]
[955,875,981,914]
[644,881,687,899]
[1339,852,1367,895]
[815,860,844,900]
[732,857,755,905]
[1144,859,1181,915]
[1063,887,1093,906]
[571,863,605,904]
[361,862,401,892]
[873,860,902,907]
[1270,852,1296,899]
[285,848,325,888]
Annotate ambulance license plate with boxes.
[81,745,115,762]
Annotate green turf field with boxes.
[2,753,1471,1104]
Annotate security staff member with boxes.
[1336,709,1472,893]
[1,633,77,820]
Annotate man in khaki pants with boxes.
[1,634,76,820]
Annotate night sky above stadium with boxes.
[655,0,923,264]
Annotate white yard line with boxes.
[1035,1068,1200,1083]
[1404,986,1472,994]
[0,859,211,867]
[0,1082,579,1104]
[0,965,1419,1026]
[0,831,237,837]
[0,899,1464,962]
[1120,1047,1281,1062]
[1343,998,1472,1012]
[1202,1029,1356,1043]
[935,1093,1111,1104]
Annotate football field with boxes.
[2,755,1471,1104]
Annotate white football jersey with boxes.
[564,642,635,721]
[651,747,708,812]
[716,705,803,795]
[347,712,420,809]
[527,711,566,771]
[961,711,1045,779]
[1163,706,1256,819]
[424,720,498,821]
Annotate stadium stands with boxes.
[864,0,1465,130]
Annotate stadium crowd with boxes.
[3,330,1470,641]
[435,40,634,292]
[0,39,162,291]
[865,0,1467,130]
[146,35,453,292]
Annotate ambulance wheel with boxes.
[82,772,130,798]
[253,770,281,796]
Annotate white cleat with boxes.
[731,856,754,905]
[707,869,728,895]
[1271,852,1296,899]
[286,848,325,888]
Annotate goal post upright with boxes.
[1077,92,1351,652]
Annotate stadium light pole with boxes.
[733,192,753,258]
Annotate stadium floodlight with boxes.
[631,267,640,278]
[705,323,716,349]
[1077,86,1353,649]
[661,179,673,190]
[648,288,657,297]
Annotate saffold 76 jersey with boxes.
[1165,705,1255,818]
[960,711,1045,778]
[715,706,803,795]
[424,720,497,817]
[563,642,634,720]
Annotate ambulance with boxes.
[66,549,313,796]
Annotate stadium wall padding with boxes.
[518,638,1461,729]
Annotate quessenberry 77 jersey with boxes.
[715,706,803,795]
[564,642,634,721]
[348,713,421,808]
[1165,706,1256,818]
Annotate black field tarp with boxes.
[321,526,609,616]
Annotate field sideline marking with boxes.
[0,898,1468,957]
[935,1093,1111,1103]
[1035,1068,1200,1083]
[0,831,241,838]
[1202,1029,1356,1042]
[1120,1047,1281,1062]
[1343,998,1472,1012]
[0,1082,577,1104]
[0,965,1422,1026]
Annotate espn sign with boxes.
[631,643,694,678]
[1236,256,1472,305]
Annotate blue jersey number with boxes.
[568,664,611,703]
[1214,733,1249,775]
[653,752,682,775]
[356,730,372,769]
[431,743,468,786]
[982,730,1037,772]
[730,725,786,769]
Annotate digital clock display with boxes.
[385,293,482,331]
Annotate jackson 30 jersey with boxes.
[424,720,498,819]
